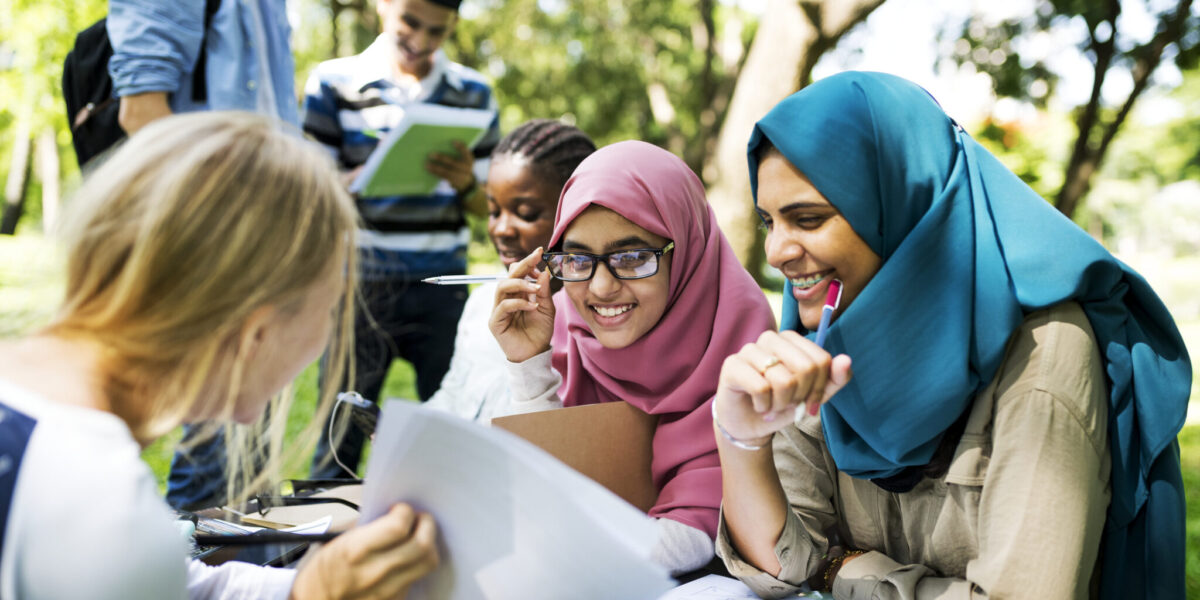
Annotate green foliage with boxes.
[947,1,1200,108]
[0,0,106,181]
[444,0,755,176]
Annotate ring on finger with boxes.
[757,356,781,375]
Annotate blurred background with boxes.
[2,0,1198,590]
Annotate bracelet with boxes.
[711,401,770,451]
[822,549,865,591]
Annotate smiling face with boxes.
[486,156,559,269]
[561,205,672,349]
[756,151,881,331]
[376,0,456,78]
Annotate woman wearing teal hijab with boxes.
[709,71,1190,598]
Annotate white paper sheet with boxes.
[657,574,758,600]
[361,400,675,600]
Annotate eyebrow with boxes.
[562,235,655,253]
[773,201,834,216]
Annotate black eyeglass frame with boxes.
[541,241,675,282]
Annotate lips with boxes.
[789,271,835,304]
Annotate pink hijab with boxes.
[549,141,776,538]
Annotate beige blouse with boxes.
[717,303,1111,599]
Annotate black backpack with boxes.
[62,0,220,168]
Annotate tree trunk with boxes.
[1,121,32,236]
[36,129,60,233]
[704,0,886,278]
[1055,0,1192,218]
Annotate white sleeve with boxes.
[186,560,296,600]
[652,518,716,576]
[425,286,491,419]
[501,349,563,415]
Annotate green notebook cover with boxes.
[351,105,493,198]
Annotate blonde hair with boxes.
[47,111,358,503]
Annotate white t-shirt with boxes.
[0,379,295,599]
[424,283,520,423]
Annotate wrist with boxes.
[819,549,864,591]
[711,401,772,451]
[454,174,477,196]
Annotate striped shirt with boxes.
[302,38,500,280]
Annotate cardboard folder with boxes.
[492,401,659,513]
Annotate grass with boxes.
[4,230,1200,587]
[1183,425,1200,598]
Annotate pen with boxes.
[421,274,508,285]
[813,279,843,348]
[194,531,342,547]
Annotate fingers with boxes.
[725,330,849,421]
[357,512,440,600]
[426,141,475,190]
[505,247,543,280]
[293,504,431,600]
[775,330,831,416]
[344,503,418,555]
[826,354,853,398]
[494,249,545,313]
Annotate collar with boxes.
[354,35,463,96]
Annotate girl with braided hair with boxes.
[425,119,595,422]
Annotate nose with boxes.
[588,261,623,299]
[490,211,516,240]
[764,228,803,271]
[411,27,433,52]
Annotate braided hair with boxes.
[492,119,596,191]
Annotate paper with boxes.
[657,574,758,599]
[349,103,494,197]
[492,401,658,512]
[361,400,675,600]
[659,574,829,599]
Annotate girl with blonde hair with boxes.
[0,111,438,599]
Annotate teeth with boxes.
[594,304,633,317]
[790,273,826,289]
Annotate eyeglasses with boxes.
[542,242,674,282]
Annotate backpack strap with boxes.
[190,0,223,103]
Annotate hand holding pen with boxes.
[711,280,853,449]
[487,248,555,364]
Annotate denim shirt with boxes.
[107,0,298,126]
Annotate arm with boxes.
[107,0,205,132]
[187,560,296,600]
[300,69,346,166]
[715,414,845,598]
[118,91,172,135]
[712,330,851,576]
[425,285,492,419]
[651,518,715,575]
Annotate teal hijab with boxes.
[748,72,1190,598]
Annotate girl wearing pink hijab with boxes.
[490,140,776,574]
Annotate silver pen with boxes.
[421,274,508,285]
